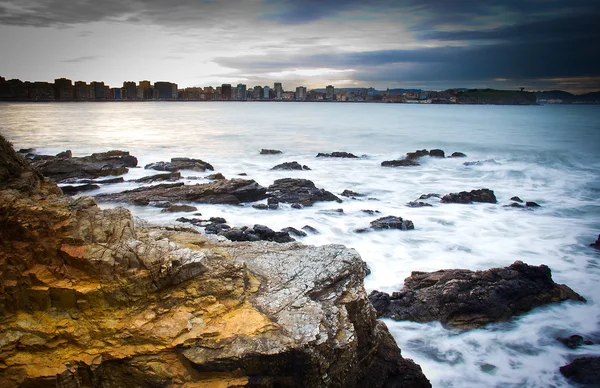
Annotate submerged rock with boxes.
[464,159,500,166]
[0,136,431,387]
[96,178,267,205]
[429,149,445,158]
[145,157,214,172]
[160,204,198,213]
[260,148,282,155]
[405,149,430,160]
[316,151,359,158]
[450,152,467,158]
[407,201,433,208]
[557,334,593,349]
[267,178,340,206]
[31,150,138,181]
[381,159,420,167]
[271,161,311,170]
[341,189,364,198]
[368,261,585,329]
[441,189,497,204]
[560,357,600,385]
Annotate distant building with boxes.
[295,86,307,101]
[73,81,89,100]
[54,78,73,100]
[137,80,151,99]
[253,86,263,100]
[28,82,54,101]
[122,81,136,100]
[110,88,122,100]
[90,81,105,100]
[221,84,232,100]
[103,85,111,100]
[237,83,247,100]
[325,85,335,100]
[263,86,271,100]
[154,82,178,100]
[274,82,283,99]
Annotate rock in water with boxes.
[267,178,341,206]
[441,188,497,204]
[0,135,431,388]
[270,161,310,170]
[591,234,600,249]
[145,157,214,172]
[316,151,359,158]
[381,159,420,167]
[31,150,138,181]
[368,261,585,329]
[369,216,415,231]
[260,148,282,154]
[560,357,600,385]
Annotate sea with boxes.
[2,101,600,387]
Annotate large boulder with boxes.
[271,161,311,171]
[145,157,214,172]
[590,234,600,249]
[0,136,430,388]
[370,216,415,231]
[30,150,138,181]
[96,178,267,205]
[267,178,341,206]
[441,188,497,204]
[368,261,585,329]
[560,357,600,385]
[316,151,359,158]
[381,160,420,167]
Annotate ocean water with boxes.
[2,101,600,387]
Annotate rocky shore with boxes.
[0,136,431,387]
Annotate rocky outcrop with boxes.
[267,178,341,206]
[557,334,594,349]
[405,149,430,160]
[341,189,364,198]
[271,161,311,171]
[441,189,497,204]
[368,261,585,329]
[0,136,431,387]
[134,171,181,183]
[450,152,466,158]
[316,152,359,158]
[30,150,138,181]
[381,160,420,167]
[560,357,600,385]
[370,216,414,231]
[260,149,282,155]
[60,183,100,195]
[145,157,214,172]
[591,234,600,249]
[96,179,267,205]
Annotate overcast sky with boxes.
[0,0,598,93]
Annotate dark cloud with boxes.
[60,55,100,63]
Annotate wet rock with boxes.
[505,202,524,208]
[557,334,593,349]
[60,184,100,195]
[149,200,173,208]
[160,204,198,213]
[560,357,600,385]
[464,159,500,166]
[252,203,269,210]
[18,148,34,154]
[302,225,319,234]
[55,150,72,158]
[291,203,303,209]
[260,149,282,155]
[206,172,225,180]
[450,152,467,158]
[271,161,311,171]
[267,178,341,206]
[267,197,279,209]
[510,196,523,203]
[429,149,445,158]
[31,150,138,181]
[238,172,248,176]
[219,224,295,243]
[316,151,359,158]
[405,149,430,160]
[441,189,497,204]
[281,227,307,237]
[209,217,227,224]
[407,201,433,208]
[361,209,380,215]
[369,216,414,231]
[96,179,267,205]
[419,193,441,200]
[319,208,345,215]
[341,189,364,197]
[526,201,541,207]
[145,157,214,172]
[94,177,125,184]
[590,234,600,249]
[381,160,420,167]
[368,261,586,329]
[134,171,181,183]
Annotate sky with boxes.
[0,0,598,93]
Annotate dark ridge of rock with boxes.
[560,357,600,385]
[134,171,181,183]
[591,234,600,249]
[510,196,523,203]
[407,201,433,208]
[450,152,467,158]
[94,177,125,184]
[381,160,420,167]
[18,148,34,154]
[30,150,138,182]
[464,159,500,166]
[60,184,100,195]
[271,161,311,171]
[368,261,586,329]
[145,157,214,172]
[557,335,594,349]
[361,209,380,215]
[96,179,266,205]
[267,178,341,206]
[419,193,441,200]
[207,173,226,180]
[219,224,295,244]
[252,204,269,210]
[316,152,359,158]
[281,227,307,237]
[441,189,497,204]
[526,201,541,207]
[369,216,414,231]
[238,172,248,176]
[405,149,430,160]
[55,150,72,158]
[505,202,524,208]
[429,149,445,158]
[160,204,198,213]
[260,149,282,155]
[341,189,364,198]
[302,225,319,234]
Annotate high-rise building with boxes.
[295,86,307,101]
[54,78,73,100]
[111,88,122,100]
[123,81,136,100]
[274,82,283,99]
[326,85,335,101]
[221,84,232,100]
[237,84,247,100]
[154,82,178,100]
[263,86,271,100]
[90,81,105,100]
[253,86,263,100]
[137,80,151,99]
[74,81,89,100]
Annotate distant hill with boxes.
[457,89,537,105]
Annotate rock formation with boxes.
[368,261,585,329]
[441,188,497,204]
[0,135,430,387]
[560,357,600,385]
[381,160,420,167]
[271,161,311,171]
[145,157,214,172]
[266,178,341,206]
[316,152,359,158]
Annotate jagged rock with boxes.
[0,136,431,387]
[368,216,414,231]
[55,150,72,158]
[510,196,523,203]
[316,152,359,158]
[429,149,445,158]
[361,209,380,215]
[341,189,364,197]
[134,171,181,183]
[526,201,541,207]
[60,183,100,195]
[441,189,497,204]
[31,150,138,181]
[267,178,340,206]
[252,203,269,210]
[302,225,319,234]
[160,204,198,213]
[381,160,420,167]
[450,152,467,158]
[281,227,307,237]
[405,149,430,160]
[368,261,586,329]
[464,159,500,166]
[96,179,266,205]
[407,201,433,208]
[145,157,214,172]
[419,193,441,200]
[260,149,282,155]
[267,197,279,209]
[505,202,524,208]
[207,172,225,180]
[271,161,311,171]
[560,357,600,385]
[557,334,593,349]
[590,234,600,249]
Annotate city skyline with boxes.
[0,1,599,93]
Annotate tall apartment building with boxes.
[326,85,335,101]
[74,81,89,100]
[154,82,178,100]
[274,82,283,99]
[54,78,73,100]
[263,86,271,100]
[253,86,262,100]
[221,84,232,100]
[137,80,151,100]
[90,81,105,100]
[122,81,136,100]
[295,86,307,101]
[237,84,247,100]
